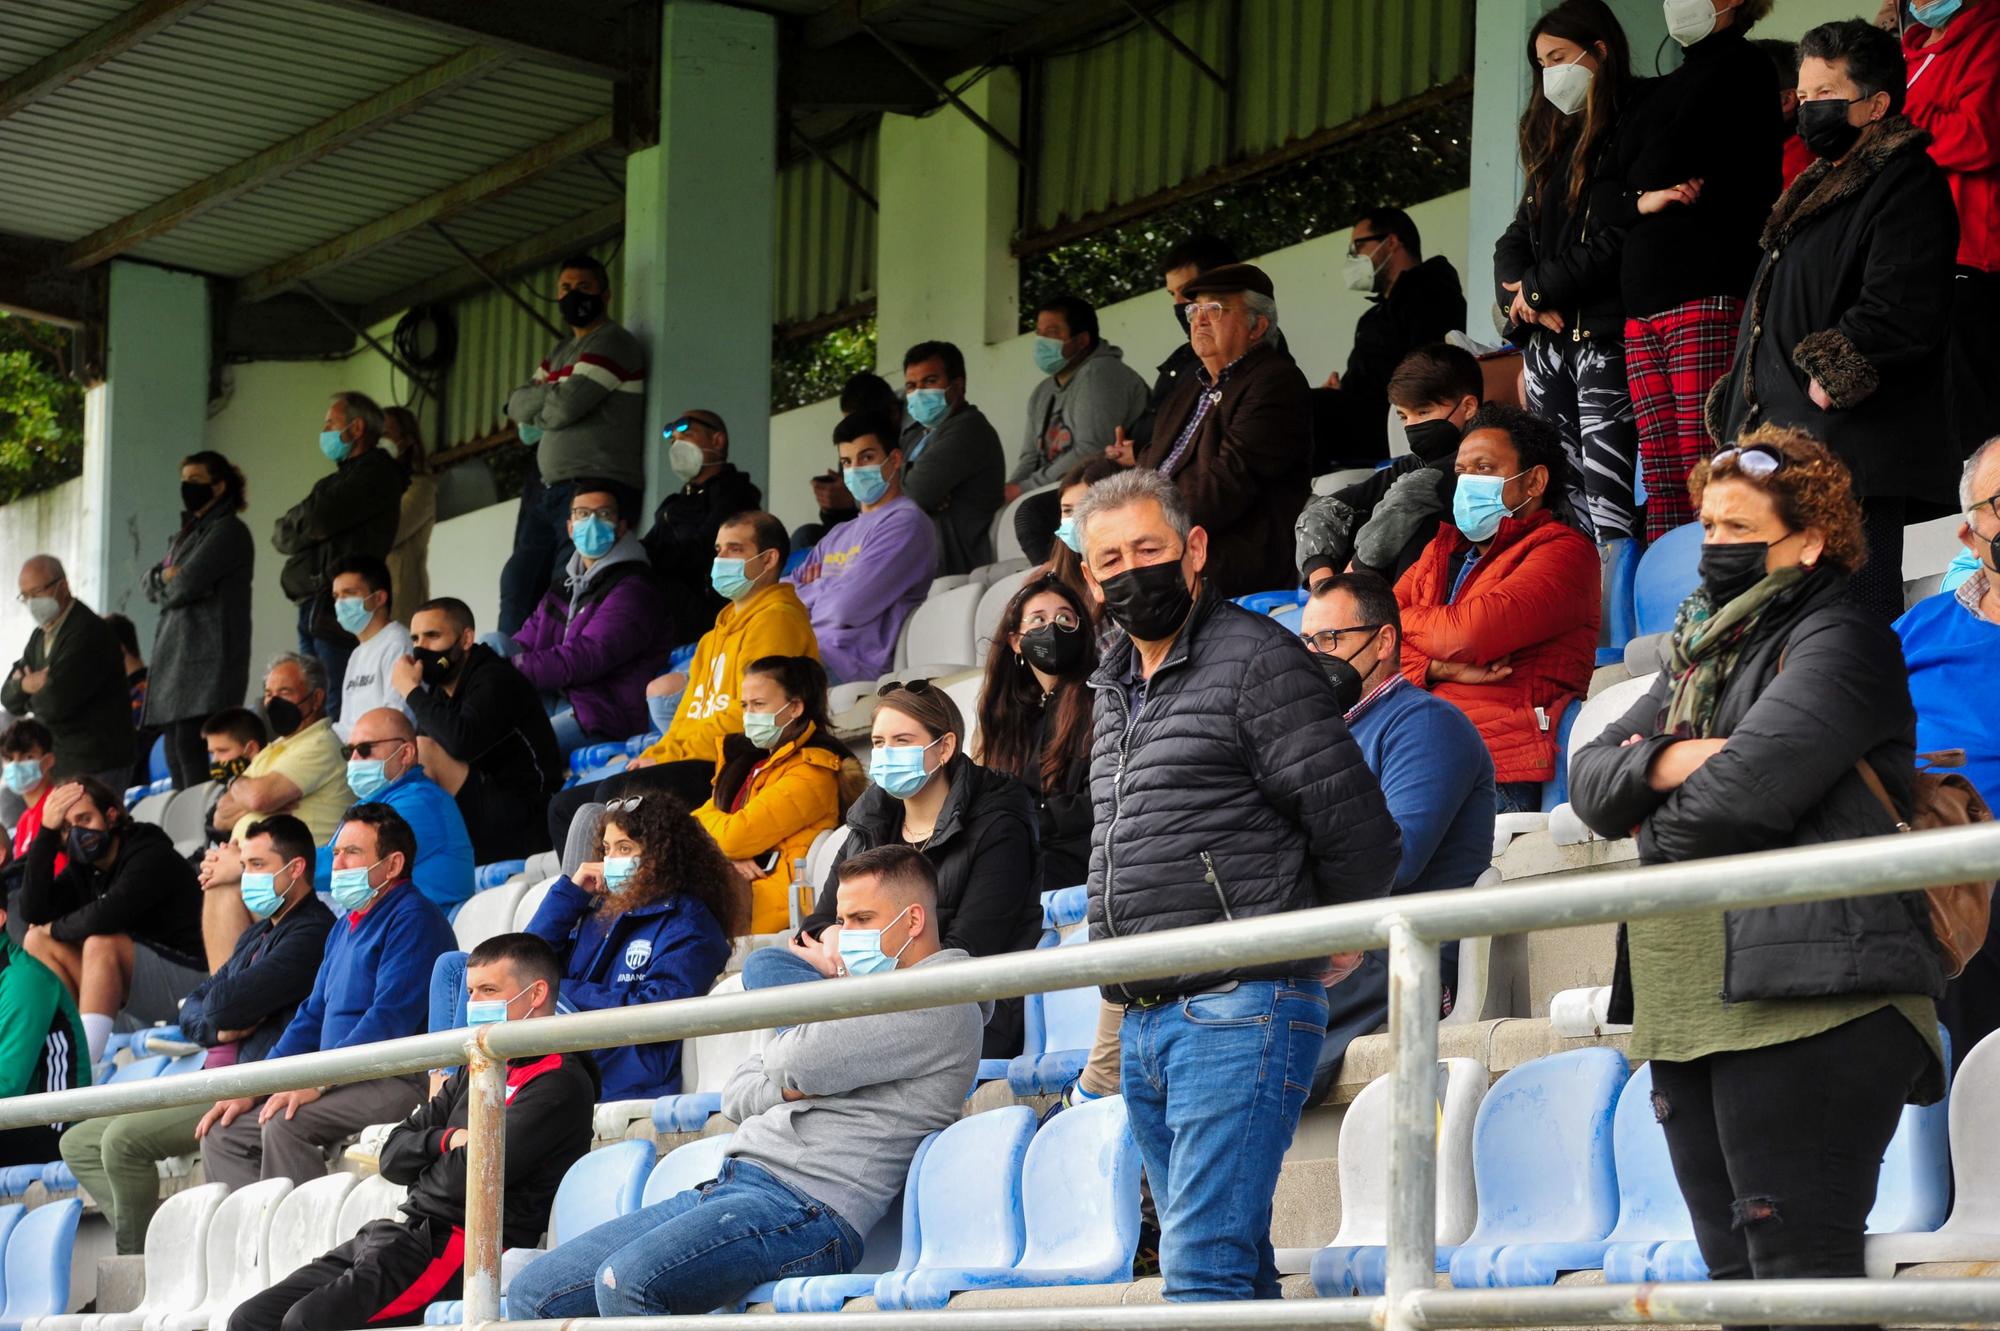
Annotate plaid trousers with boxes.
[1625,297,1744,539]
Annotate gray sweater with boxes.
[506,321,649,489]
[1014,342,1150,488]
[720,949,989,1234]
[899,406,1005,577]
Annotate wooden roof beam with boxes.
[356,202,623,324]
[0,0,219,122]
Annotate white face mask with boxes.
[668,438,706,482]
[1663,0,1718,47]
[26,596,59,627]
[1343,251,1381,293]
[1543,60,1593,117]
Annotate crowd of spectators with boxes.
[2,3,1998,1313]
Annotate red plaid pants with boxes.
[1624,297,1744,540]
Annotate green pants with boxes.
[59,1102,207,1254]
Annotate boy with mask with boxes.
[902,341,1006,575]
[60,814,332,1253]
[2,721,64,889]
[1296,343,1485,588]
[197,707,268,854]
[327,554,412,742]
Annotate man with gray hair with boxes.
[1072,466,1400,1302]
[1895,436,2000,1067]
[273,390,406,713]
[1136,262,1314,596]
[3,555,133,788]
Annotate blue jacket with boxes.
[1895,589,2000,808]
[314,768,476,910]
[524,874,731,1100]
[269,882,455,1060]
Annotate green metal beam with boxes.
[356,201,624,324]
[313,0,626,81]
[0,0,218,122]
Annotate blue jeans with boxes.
[741,946,822,990]
[1495,781,1542,815]
[1120,978,1328,1301]
[507,1158,862,1316]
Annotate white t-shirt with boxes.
[336,623,415,741]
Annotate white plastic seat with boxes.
[1442,868,1503,1026]
[158,784,215,852]
[147,1177,292,1331]
[1866,1025,2000,1276]
[804,826,852,895]
[1532,672,1659,847]
[128,792,171,826]
[990,484,1058,565]
[266,1175,356,1286]
[510,878,557,933]
[894,583,982,676]
[42,1183,227,1331]
[334,1176,407,1243]
[974,569,1033,660]
[1311,467,1378,497]
[925,574,970,598]
[452,879,528,952]
[940,674,983,754]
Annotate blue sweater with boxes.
[1348,678,1496,895]
[314,769,476,911]
[1895,589,2000,807]
[269,882,456,1060]
[525,875,731,1100]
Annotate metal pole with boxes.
[460,1043,508,1329]
[491,1302,1384,1331]
[788,121,880,212]
[1117,0,1231,90]
[860,24,1024,161]
[426,221,564,339]
[1408,1277,2000,1327]
[1383,921,1440,1331]
[299,280,435,389]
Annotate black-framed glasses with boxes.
[876,679,935,698]
[1967,490,2000,523]
[339,739,406,761]
[1348,233,1386,257]
[605,796,645,814]
[1712,444,1787,479]
[569,504,621,523]
[15,576,61,604]
[1300,624,1382,654]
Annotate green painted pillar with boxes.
[84,260,210,646]
[623,0,777,515]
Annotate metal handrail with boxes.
[5,822,1998,1329]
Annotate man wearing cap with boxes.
[1137,263,1313,597]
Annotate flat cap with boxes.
[1179,262,1274,300]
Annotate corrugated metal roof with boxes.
[0,1,134,80]
[774,126,876,326]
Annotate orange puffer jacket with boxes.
[692,724,867,934]
[1394,509,1600,784]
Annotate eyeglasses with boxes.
[1712,444,1788,479]
[1185,301,1234,324]
[605,796,645,814]
[1022,610,1083,632]
[569,505,621,523]
[1348,234,1386,257]
[340,739,406,761]
[1967,490,2000,523]
[1300,624,1382,654]
[15,576,61,603]
[876,679,935,698]
[663,416,718,438]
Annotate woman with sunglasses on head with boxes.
[743,681,1042,1058]
[690,656,865,935]
[1572,425,1945,1300]
[974,574,1096,892]
[523,792,741,1101]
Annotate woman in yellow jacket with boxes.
[692,655,866,934]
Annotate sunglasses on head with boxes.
[605,796,645,814]
[876,679,935,699]
[1712,444,1787,479]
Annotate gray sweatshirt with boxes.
[506,321,649,489]
[720,949,990,1235]
[1014,342,1151,488]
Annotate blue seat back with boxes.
[147,735,170,785]
[1271,604,1303,635]
[1,1196,80,1321]
[163,1051,208,1077]
[1634,522,1703,637]
[1038,930,1101,1057]
[1039,886,1087,930]
[1868,1028,1952,1234]
[1464,1047,1628,1246]
[1016,1095,1142,1275]
[1541,696,1583,810]
[0,1203,24,1302]
[1603,1063,1693,1245]
[909,1106,1035,1272]
[1234,589,1304,615]
[475,861,526,890]
[641,1134,734,1209]
[551,1139,655,1247]
[1602,536,1640,653]
[107,1055,170,1083]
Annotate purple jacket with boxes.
[514,534,673,739]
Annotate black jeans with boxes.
[164,717,211,792]
[1650,1007,1930,1331]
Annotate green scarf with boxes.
[1663,566,1806,738]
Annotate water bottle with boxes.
[788,857,811,934]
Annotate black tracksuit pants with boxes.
[231,1217,463,1331]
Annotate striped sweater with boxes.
[506,320,649,489]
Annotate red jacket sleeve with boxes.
[1399,531,1601,669]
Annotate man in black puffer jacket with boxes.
[1073,468,1401,1303]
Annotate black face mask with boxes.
[1405,418,1462,464]
[1174,302,1192,335]
[67,824,110,865]
[209,755,251,784]
[1098,560,1195,641]
[1698,541,1773,606]
[1798,97,1866,160]
[1021,623,1088,676]
[558,289,606,327]
[264,696,304,738]
[181,480,214,514]
[419,645,465,688]
[1315,651,1365,712]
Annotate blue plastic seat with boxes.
[0,1197,81,1329]
[1866,1028,1953,1236]
[651,1093,724,1134]
[1007,930,1100,1096]
[551,1139,655,1246]
[1597,1063,1698,1284]
[1597,538,1641,667]
[162,1051,208,1077]
[1272,604,1303,634]
[39,1162,76,1194]
[781,550,809,579]
[872,1106,1036,1310]
[147,735,170,785]
[1540,696,1584,812]
[1039,885,1087,930]
[567,741,626,776]
[1234,589,1304,615]
[106,1055,171,1084]
[1633,521,1703,637]
[0,1171,36,1202]
[624,732,658,756]
[773,1134,935,1313]
[640,1134,734,1208]
[475,860,526,890]
[1445,1047,1629,1288]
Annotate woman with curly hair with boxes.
[524,792,742,1100]
[1572,423,1944,1292]
[974,573,1096,890]
[691,656,865,934]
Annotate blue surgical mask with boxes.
[517,423,544,446]
[907,388,950,428]
[465,988,527,1027]
[647,692,681,735]
[838,905,916,976]
[573,515,617,559]
[332,595,373,635]
[1912,0,1964,24]
[1451,472,1526,543]
[603,856,640,892]
[870,736,942,800]
[1055,518,1081,554]
[1033,336,1070,376]
[845,464,889,507]
[240,870,287,921]
[319,429,351,463]
[1,759,42,796]
[743,705,793,751]
[711,556,755,601]
[346,757,392,801]
[329,859,384,913]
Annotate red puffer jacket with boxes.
[1394,509,1600,784]
[1906,4,2000,272]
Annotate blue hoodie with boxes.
[524,874,731,1099]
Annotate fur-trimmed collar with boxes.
[1760,116,1931,251]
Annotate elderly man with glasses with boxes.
[3,555,134,790]
[1135,263,1315,597]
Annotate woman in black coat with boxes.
[1495,0,1644,545]
[748,681,1042,1059]
[1571,425,1944,1294]
[1709,19,1961,621]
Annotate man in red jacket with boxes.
[1394,405,1600,813]
[1902,0,2000,454]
